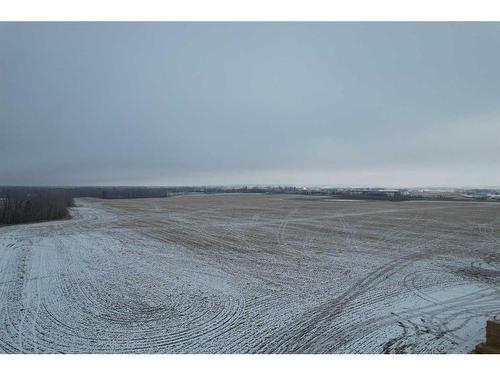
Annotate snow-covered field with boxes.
[0,194,499,353]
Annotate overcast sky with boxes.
[1,22,499,187]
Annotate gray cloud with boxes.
[1,22,499,187]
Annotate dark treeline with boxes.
[0,187,74,225]
[69,186,173,199]
[65,185,306,199]
[1,185,498,226]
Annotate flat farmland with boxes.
[0,194,499,353]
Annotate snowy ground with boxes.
[0,194,499,353]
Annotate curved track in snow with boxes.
[0,194,499,353]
